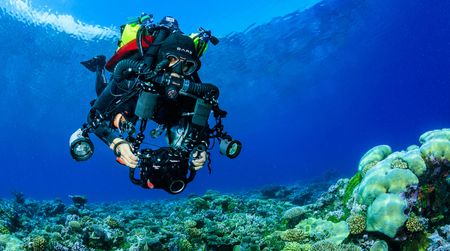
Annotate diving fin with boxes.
[80,55,106,72]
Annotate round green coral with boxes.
[358,145,392,174]
[366,193,408,238]
[405,215,424,233]
[419,128,450,143]
[282,206,308,227]
[419,128,450,164]
[280,229,308,242]
[68,220,81,232]
[31,236,47,251]
[346,214,366,235]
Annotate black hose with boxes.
[137,26,145,57]
[113,59,151,82]
[114,59,220,101]
[143,27,171,66]
[187,82,220,99]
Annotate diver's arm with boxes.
[90,121,119,146]
[88,113,139,168]
[92,124,138,168]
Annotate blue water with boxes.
[0,0,449,202]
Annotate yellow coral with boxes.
[0,224,9,234]
[178,239,193,251]
[346,214,366,235]
[405,215,424,233]
[184,220,197,228]
[280,228,308,242]
[391,158,408,169]
[187,227,202,237]
[362,161,378,176]
[32,236,47,251]
[106,216,120,228]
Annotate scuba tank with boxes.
[106,15,179,72]
[117,13,154,51]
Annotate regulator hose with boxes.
[113,59,220,100]
[113,59,151,82]
[186,82,220,100]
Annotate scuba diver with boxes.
[69,14,242,194]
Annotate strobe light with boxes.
[69,128,94,161]
[219,136,242,159]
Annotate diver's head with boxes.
[157,33,199,76]
[159,16,180,31]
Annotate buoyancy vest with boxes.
[105,26,154,72]
[117,23,142,50]
[105,35,154,72]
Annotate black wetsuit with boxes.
[88,30,212,152]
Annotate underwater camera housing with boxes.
[219,134,242,159]
[69,128,94,161]
[129,148,195,194]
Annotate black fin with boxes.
[80,55,106,72]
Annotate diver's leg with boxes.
[95,67,108,96]
[81,55,107,95]
[92,80,126,115]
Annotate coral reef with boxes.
[0,128,446,250]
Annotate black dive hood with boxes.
[157,32,198,63]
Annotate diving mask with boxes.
[166,54,198,76]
